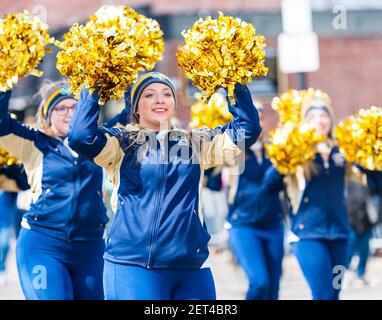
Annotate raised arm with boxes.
[102,87,131,128]
[260,166,285,194]
[223,83,262,147]
[0,91,40,163]
[198,83,262,169]
[68,86,123,169]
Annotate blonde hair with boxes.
[35,79,71,137]
[301,137,336,181]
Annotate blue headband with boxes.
[304,98,333,118]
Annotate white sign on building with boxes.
[278,0,320,73]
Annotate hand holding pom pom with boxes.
[177,12,268,105]
[55,5,164,105]
[266,88,330,175]
[265,122,326,176]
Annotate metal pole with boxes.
[298,72,307,90]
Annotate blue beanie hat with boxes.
[303,98,334,123]
[42,85,75,122]
[130,72,176,115]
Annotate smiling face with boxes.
[136,82,175,131]
[304,108,332,137]
[49,98,76,138]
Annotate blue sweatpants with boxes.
[0,227,12,272]
[0,191,17,271]
[103,260,216,300]
[16,228,105,300]
[229,224,284,300]
[292,238,348,300]
[346,228,372,277]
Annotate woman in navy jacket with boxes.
[0,82,109,300]
[227,107,285,300]
[68,72,261,300]
[279,97,350,300]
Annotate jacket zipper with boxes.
[34,188,50,221]
[67,158,79,242]
[325,150,333,238]
[146,163,165,268]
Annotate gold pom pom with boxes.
[335,106,382,170]
[272,88,332,126]
[0,11,53,91]
[189,92,232,129]
[177,12,268,105]
[271,89,303,125]
[267,88,331,175]
[55,5,164,105]
[0,147,20,167]
[265,122,325,175]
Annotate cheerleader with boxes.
[278,97,349,300]
[226,106,285,300]
[0,83,109,300]
[68,71,261,300]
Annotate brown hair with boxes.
[130,105,140,125]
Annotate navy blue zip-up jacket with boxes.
[0,91,109,242]
[227,147,284,229]
[364,170,382,196]
[68,83,261,269]
[282,147,351,240]
[204,167,223,192]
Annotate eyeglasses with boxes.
[53,105,75,116]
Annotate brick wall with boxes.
[153,35,382,131]
[305,36,382,122]
[258,36,382,132]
